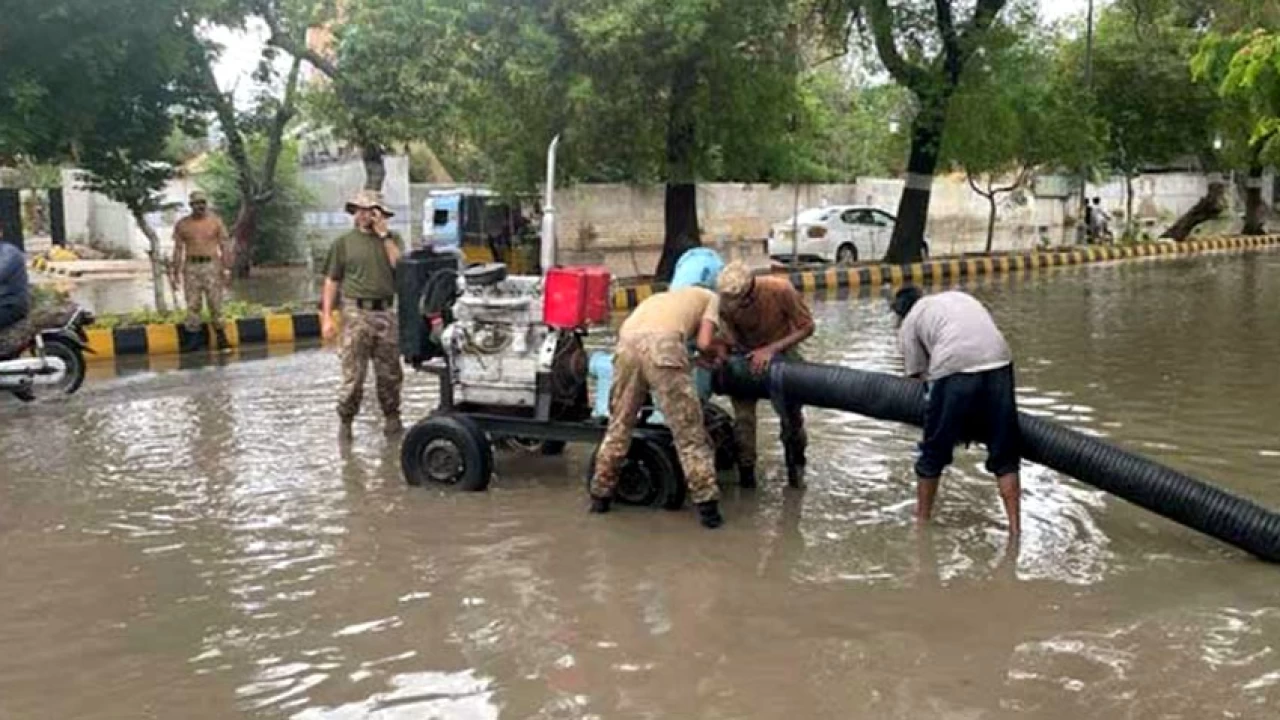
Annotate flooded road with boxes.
[3,252,1280,719]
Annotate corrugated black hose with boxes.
[712,358,1280,563]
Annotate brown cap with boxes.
[189,190,209,204]
[345,189,395,218]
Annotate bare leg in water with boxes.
[916,473,1021,537]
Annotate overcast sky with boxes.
[213,0,1100,106]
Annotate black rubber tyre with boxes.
[401,414,493,491]
[585,436,686,510]
[451,414,496,473]
[703,403,738,471]
[25,338,85,398]
[836,243,858,265]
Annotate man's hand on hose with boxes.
[747,345,776,375]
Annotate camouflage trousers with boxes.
[731,350,807,470]
[732,348,808,468]
[591,333,719,504]
[337,304,403,421]
[731,397,807,470]
[183,262,223,332]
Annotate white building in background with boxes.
[58,168,199,259]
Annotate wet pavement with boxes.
[2,252,1279,719]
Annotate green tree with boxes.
[1192,11,1280,235]
[260,0,465,191]
[798,69,913,180]
[943,24,1103,251]
[199,138,312,265]
[1,0,201,311]
[457,0,814,280]
[821,0,1011,263]
[1083,4,1218,239]
[185,26,304,277]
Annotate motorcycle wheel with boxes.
[31,338,85,397]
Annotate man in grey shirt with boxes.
[892,287,1021,536]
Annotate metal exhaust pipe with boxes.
[540,135,560,274]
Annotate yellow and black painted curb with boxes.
[86,313,322,360]
[610,235,1280,311]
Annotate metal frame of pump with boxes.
[402,137,724,505]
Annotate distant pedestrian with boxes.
[1091,197,1112,243]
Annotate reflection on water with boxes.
[2,252,1279,718]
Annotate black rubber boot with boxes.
[696,500,724,529]
[787,464,807,489]
[589,496,612,514]
[738,464,757,489]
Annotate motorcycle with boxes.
[0,306,94,401]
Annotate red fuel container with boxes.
[544,267,588,328]
[582,266,611,324]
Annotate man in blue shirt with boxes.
[0,240,32,356]
[0,240,30,328]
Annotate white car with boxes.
[767,205,929,265]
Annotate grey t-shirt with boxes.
[898,291,1011,380]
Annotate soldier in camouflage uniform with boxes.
[321,190,405,436]
[172,191,231,350]
[590,286,726,528]
[716,261,814,489]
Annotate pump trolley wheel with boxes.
[585,436,687,510]
[402,414,494,491]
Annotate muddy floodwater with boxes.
[3,251,1279,719]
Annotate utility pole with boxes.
[1078,0,1094,241]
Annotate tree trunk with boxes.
[655,57,700,282]
[884,112,943,264]
[967,173,1000,255]
[1242,163,1267,236]
[230,202,260,279]
[658,183,699,281]
[1161,177,1227,241]
[985,194,997,254]
[131,208,168,313]
[362,142,386,192]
